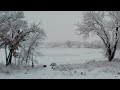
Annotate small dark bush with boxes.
[50,63,57,66]
[5,71,11,74]
[43,65,47,67]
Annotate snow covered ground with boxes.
[36,48,106,65]
[0,48,120,79]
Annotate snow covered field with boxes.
[0,48,120,79]
[37,48,106,65]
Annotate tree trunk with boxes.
[15,57,16,66]
[107,48,112,61]
[6,49,13,66]
[25,52,29,66]
[6,50,11,66]
[108,55,112,62]
[8,51,13,65]
[25,48,31,66]
[109,26,119,61]
[111,41,118,61]
[31,54,34,67]
[5,45,9,66]
[107,40,118,61]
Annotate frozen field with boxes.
[37,48,117,65]
[0,48,120,79]
[0,48,119,65]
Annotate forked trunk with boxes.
[6,49,13,66]
[8,52,13,65]
[107,48,112,61]
[108,41,118,62]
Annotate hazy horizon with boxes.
[24,11,100,43]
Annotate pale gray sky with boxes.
[24,11,99,42]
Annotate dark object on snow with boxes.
[32,62,34,67]
[118,72,120,74]
[81,71,86,75]
[50,63,57,69]
[50,63,57,66]
[43,65,47,67]
[5,71,10,74]
[81,72,83,75]
[25,72,28,74]
[74,71,77,74]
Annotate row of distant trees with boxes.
[0,11,46,67]
[43,40,104,48]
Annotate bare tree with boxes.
[65,40,72,48]
[18,23,46,67]
[76,11,120,61]
[0,11,46,67]
[0,11,29,66]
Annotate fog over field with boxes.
[24,11,100,43]
[0,11,120,79]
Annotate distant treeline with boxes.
[41,40,104,49]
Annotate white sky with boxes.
[24,11,99,43]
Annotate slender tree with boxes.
[18,23,46,67]
[65,40,72,48]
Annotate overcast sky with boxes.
[24,11,99,43]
